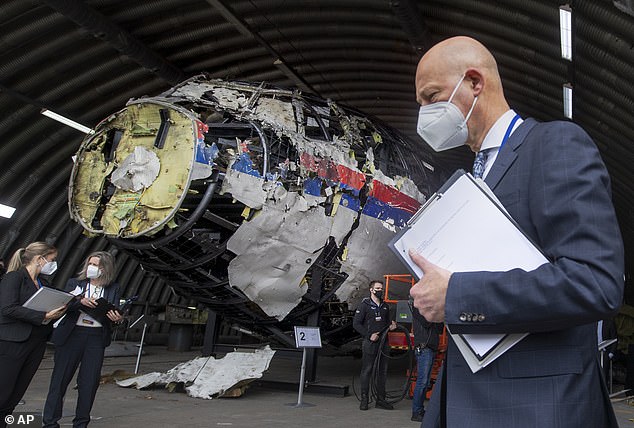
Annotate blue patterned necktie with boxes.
[472,149,489,179]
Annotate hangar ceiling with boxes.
[2,0,634,320]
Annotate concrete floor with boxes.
[12,344,634,428]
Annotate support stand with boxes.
[294,348,315,407]
[286,326,321,408]
[130,314,148,374]
[202,310,220,357]
[286,348,315,408]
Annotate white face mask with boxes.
[40,259,58,275]
[86,264,102,279]
[416,74,478,152]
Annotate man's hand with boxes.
[389,321,397,331]
[409,250,451,322]
[370,332,380,342]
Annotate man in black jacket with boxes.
[411,308,443,422]
[353,280,396,411]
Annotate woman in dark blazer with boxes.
[43,251,122,428]
[0,242,67,426]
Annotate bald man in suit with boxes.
[410,36,624,428]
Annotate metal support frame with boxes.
[389,0,431,53]
[130,302,155,374]
[202,310,220,357]
[304,280,323,383]
[130,314,147,374]
[302,237,349,381]
[40,0,184,84]
[255,379,349,397]
[203,0,316,94]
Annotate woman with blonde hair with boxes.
[43,251,122,428]
[0,242,67,425]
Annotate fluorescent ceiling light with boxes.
[560,5,572,61]
[0,203,16,219]
[563,83,573,119]
[41,109,94,134]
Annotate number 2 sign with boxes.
[293,326,322,348]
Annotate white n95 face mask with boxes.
[86,264,102,279]
[40,260,58,275]
[416,74,478,152]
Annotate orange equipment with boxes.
[384,274,415,349]
[383,274,447,399]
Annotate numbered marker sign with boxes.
[294,326,322,348]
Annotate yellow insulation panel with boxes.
[70,103,196,237]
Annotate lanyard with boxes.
[86,281,102,299]
[498,113,521,153]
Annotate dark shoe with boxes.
[375,399,394,410]
[360,394,368,411]
[411,412,424,422]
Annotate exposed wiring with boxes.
[351,323,415,405]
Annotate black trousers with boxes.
[359,339,388,399]
[0,327,49,428]
[43,326,105,428]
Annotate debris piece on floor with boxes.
[116,346,276,399]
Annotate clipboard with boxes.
[23,287,75,324]
[388,169,549,372]
[80,297,117,323]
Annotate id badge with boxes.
[375,316,382,321]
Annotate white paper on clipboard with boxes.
[23,287,74,324]
[388,170,548,372]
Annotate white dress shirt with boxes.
[479,109,523,179]
[76,282,104,327]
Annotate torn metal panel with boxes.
[220,167,269,209]
[372,169,426,202]
[358,171,426,230]
[253,97,296,132]
[338,214,411,305]
[363,178,420,229]
[68,76,447,348]
[172,83,249,111]
[174,80,359,169]
[110,146,160,192]
[117,346,276,399]
[299,152,366,190]
[227,245,312,320]
[227,189,356,320]
[330,197,359,241]
[294,137,358,171]
[191,122,218,180]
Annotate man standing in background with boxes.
[410,308,442,422]
[353,280,396,411]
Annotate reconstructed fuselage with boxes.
[68,76,446,346]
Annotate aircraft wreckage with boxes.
[68,76,447,347]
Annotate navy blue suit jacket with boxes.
[423,119,624,428]
[51,278,120,348]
